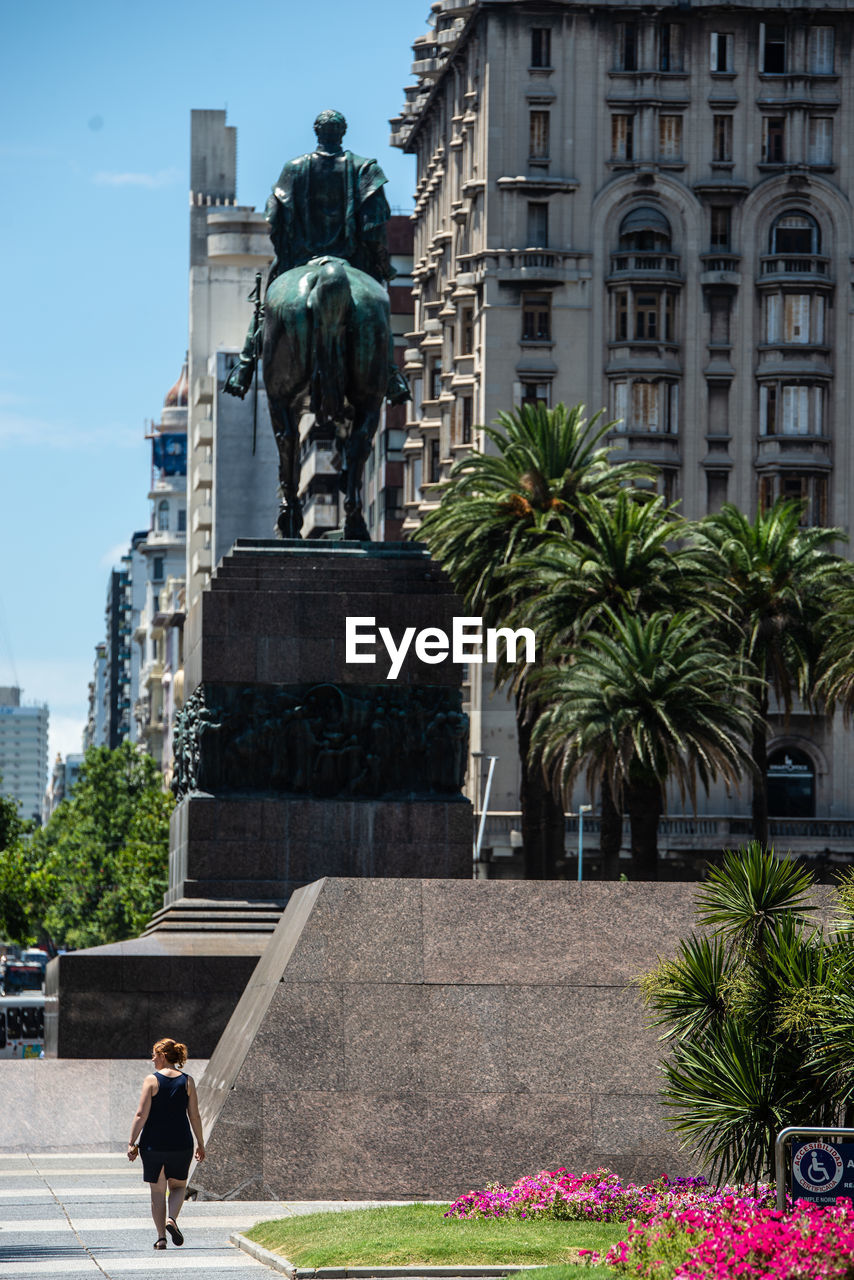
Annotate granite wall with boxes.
[192,878,735,1201]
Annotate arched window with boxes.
[770,211,820,256]
[619,206,672,252]
[767,747,815,817]
[157,500,169,532]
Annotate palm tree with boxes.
[418,401,651,879]
[698,500,845,848]
[531,609,755,878]
[641,845,845,1185]
[512,491,711,640]
[507,491,716,876]
[813,563,854,720]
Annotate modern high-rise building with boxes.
[392,0,854,866]
[0,687,49,825]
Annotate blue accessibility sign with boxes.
[791,1141,854,1206]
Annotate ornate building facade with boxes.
[392,0,854,869]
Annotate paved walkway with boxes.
[0,1153,375,1279]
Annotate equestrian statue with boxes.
[224,109,410,540]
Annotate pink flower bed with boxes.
[602,1198,854,1279]
[446,1169,854,1276]
[444,1168,774,1224]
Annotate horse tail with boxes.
[306,260,350,424]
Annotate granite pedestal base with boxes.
[191,878,729,1201]
[49,542,471,1058]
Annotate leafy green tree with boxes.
[531,609,755,877]
[418,401,651,878]
[6,743,172,950]
[698,500,846,848]
[0,785,30,943]
[641,844,851,1185]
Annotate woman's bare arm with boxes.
[186,1075,206,1162]
[127,1074,156,1160]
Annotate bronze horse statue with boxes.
[224,109,407,541]
[262,254,392,541]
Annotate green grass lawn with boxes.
[243,1203,624,1271]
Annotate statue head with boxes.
[313,109,347,147]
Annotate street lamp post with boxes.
[472,751,498,871]
[577,804,593,881]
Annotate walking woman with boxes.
[127,1038,206,1249]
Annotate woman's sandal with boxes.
[165,1218,184,1246]
[154,1237,167,1249]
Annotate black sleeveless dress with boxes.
[139,1070,194,1182]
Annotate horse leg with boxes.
[342,404,381,541]
[268,395,303,539]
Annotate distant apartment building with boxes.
[0,687,49,825]
[186,109,278,609]
[43,752,84,822]
[134,363,188,769]
[392,0,854,866]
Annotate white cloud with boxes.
[93,167,182,189]
[101,540,131,569]
[49,715,88,763]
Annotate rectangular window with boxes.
[760,23,786,74]
[707,472,728,514]
[527,201,549,247]
[531,27,552,68]
[632,380,661,431]
[711,207,732,250]
[808,117,833,166]
[613,380,628,430]
[616,21,638,71]
[615,289,629,340]
[762,117,785,164]
[782,385,810,435]
[808,26,834,74]
[529,110,550,159]
[759,474,776,513]
[410,376,423,422]
[659,24,684,71]
[713,115,733,162]
[458,396,473,444]
[766,294,781,342]
[635,293,659,340]
[659,115,682,160]
[428,437,441,483]
[759,384,776,435]
[710,295,730,345]
[611,114,634,161]
[409,455,423,504]
[430,359,442,401]
[521,381,551,408]
[522,293,551,341]
[710,31,734,72]
[460,307,474,355]
[783,295,811,344]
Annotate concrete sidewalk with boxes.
[0,1153,391,1279]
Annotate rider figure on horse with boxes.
[224,109,409,406]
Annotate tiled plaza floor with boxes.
[0,1152,345,1279]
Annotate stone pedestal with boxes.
[47,542,471,1058]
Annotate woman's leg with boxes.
[167,1177,187,1223]
[149,1167,167,1239]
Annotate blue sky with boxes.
[0,0,428,765]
